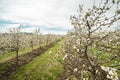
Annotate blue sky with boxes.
[0,0,84,34]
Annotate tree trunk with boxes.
[16,49,19,66]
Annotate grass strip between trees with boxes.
[0,42,47,63]
[0,40,61,80]
[9,40,63,80]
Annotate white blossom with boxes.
[82,64,85,67]
[77,49,79,52]
[73,46,77,49]
[63,54,68,60]
[49,51,52,55]
[76,39,80,44]
[96,69,99,74]
[101,66,119,80]
[55,53,59,58]
[73,68,78,73]
[83,78,88,80]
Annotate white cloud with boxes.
[0,0,118,34]
[0,0,81,34]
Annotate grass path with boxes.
[10,41,63,80]
[0,43,47,63]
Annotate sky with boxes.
[0,0,119,35]
[0,0,84,35]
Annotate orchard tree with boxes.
[46,34,52,45]
[60,0,120,80]
[0,32,3,54]
[29,34,35,51]
[8,24,23,65]
[34,27,42,48]
[29,27,42,51]
[0,32,5,54]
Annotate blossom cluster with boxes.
[101,66,119,80]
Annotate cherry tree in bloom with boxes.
[59,0,120,79]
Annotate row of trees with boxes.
[58,0,120,80]
[0,25,62,65]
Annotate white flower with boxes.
[101,66,105,70]
[63,54,68,60]
[76,39,80,44]
[101,66,119,80]
[83,78,88,80]
[73,68,78,73]
[83,78,85,80]
[101,66,109,72]
[55,54,59,57]
[115,61,117,63]
[110,40,112,42]
[49,51,52,55]
[82,64,85,67]
[73,46,77,49]
[96,69,99,74]
[107,74,112,79]
[108,71,114,75]
[77,49,79,52]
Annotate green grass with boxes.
[0,43,47,63]
[90,48,120,77]
[10,41,63,80]
[90,48,113,60]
